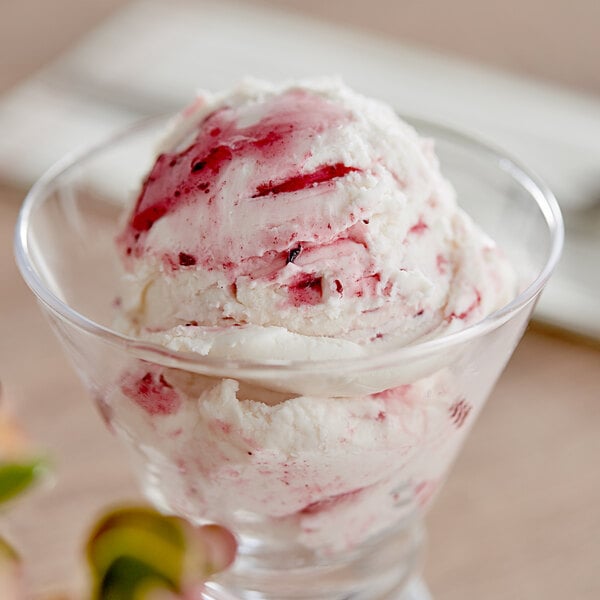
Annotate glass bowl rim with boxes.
[14,113,564,375]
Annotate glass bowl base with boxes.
[202,577,432,600]
[202,518,427,600]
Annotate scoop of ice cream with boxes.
[109,78,519,555]
[116,78,515,356]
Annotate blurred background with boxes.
[2,0,600,95]
[0,1,599,599]
[1,0,599,337]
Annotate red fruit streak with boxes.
[124,90,355,247]
[436,254,449,275]
[122,371,181,416]
[131,203,169,232]
[299,487,364,515]
[288,273,323,306]
[448,289,482,321]
[408,218,428,235]
[252,163,359,198]
[449,399,471,428]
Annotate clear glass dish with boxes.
[15,115,563,600]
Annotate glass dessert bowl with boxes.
[15,113,562,600]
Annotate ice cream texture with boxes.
[112,78,516,552]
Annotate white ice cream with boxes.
[110,78,516,553]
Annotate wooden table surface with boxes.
[1,2,599,598]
